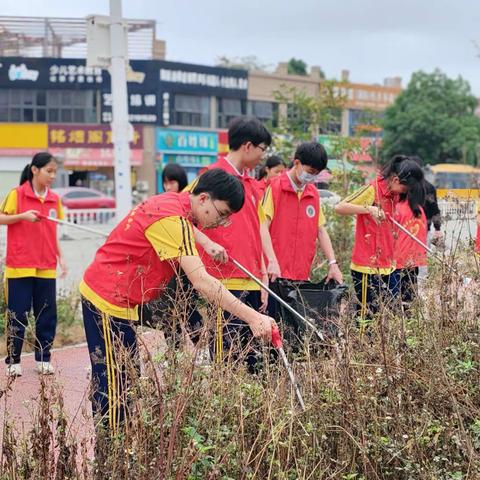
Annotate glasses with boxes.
[210,199,232,227]
[255,144,268,153]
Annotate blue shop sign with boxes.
[156,129,218,154]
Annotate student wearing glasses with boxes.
[187,117,281,370]
[80,168,277,431]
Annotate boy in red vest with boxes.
[188,117,280,369]
[80,169,276,431]
[262,142,343,319]
[393,199,428,309]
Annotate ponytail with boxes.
[19,164,31,185]
[381,154,425,217]
[257,165,267,180]
[20,152,55,185]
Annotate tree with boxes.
[287,58,308,76]
[381,69,480,165]
[271,82,349,159]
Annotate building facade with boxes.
[0,17,403,197]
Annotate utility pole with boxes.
[86,0,132,220]
[109,0,132,219]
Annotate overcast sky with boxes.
[4,0,480,94]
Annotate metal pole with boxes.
[109,0,132,219]
[38,215,109,237]
[272,325,306,411]
[388,214,457,274]
[231,259,325,342]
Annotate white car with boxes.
[318,189,341,206]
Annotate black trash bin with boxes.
[274,278,348,348]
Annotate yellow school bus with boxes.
[424,163,480,199]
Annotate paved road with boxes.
[0,330,165,457]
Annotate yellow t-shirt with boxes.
[185,177,265,291]
[341,184,394,275]
[80,215,198,320]
[1,189,64,279]
[262,185,326,227]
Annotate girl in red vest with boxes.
[0,152,67,377]
[335,155,424,323]
[394,199,428,309]
[255,155,285,196]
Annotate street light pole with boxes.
[109,0,132,219]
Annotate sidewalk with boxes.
[0,343,94,443]
[0,330,166,454]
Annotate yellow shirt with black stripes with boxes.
[341,184,395,275]
[262,185,327,227]
[79,215,198,320]
[0,188,64,279]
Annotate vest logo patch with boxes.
[306,205,316,218]
[48,208,57,219]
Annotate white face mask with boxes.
[297,168,318,185]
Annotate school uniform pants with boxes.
[82,298,139,432]
[396,267,419,306]
[351,270,400,322]
[5,277,57,365]
[211,289,261,372]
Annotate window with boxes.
[247,101,278,127]
[217,98,245,128]
[171,94,210,127]
[0,89,98,123]
[348,109,384,137]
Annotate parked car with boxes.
[53,187,116,209]
[318,189,341,206]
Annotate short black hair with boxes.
[228,116,272,151]
[192,168,245,213]
[294,142,328,172]
[162,163,188,192]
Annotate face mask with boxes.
[297,169,317,185]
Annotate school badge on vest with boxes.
[306,205,316,218]
[48,208,57,219]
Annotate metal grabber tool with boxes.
[271,324,306,411]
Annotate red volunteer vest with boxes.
[82,192,191,308]
[6,182,59,269]
[351,177,399,269]
[254,178,268,197]
[394,200,427,269]
[198,157,263,280]
[269,172,319,281]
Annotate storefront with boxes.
[0,123,49,197]
[156,128,218,191]
[48,124,144,194]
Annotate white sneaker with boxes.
[36,361,55,375]
[6,364,22,377]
